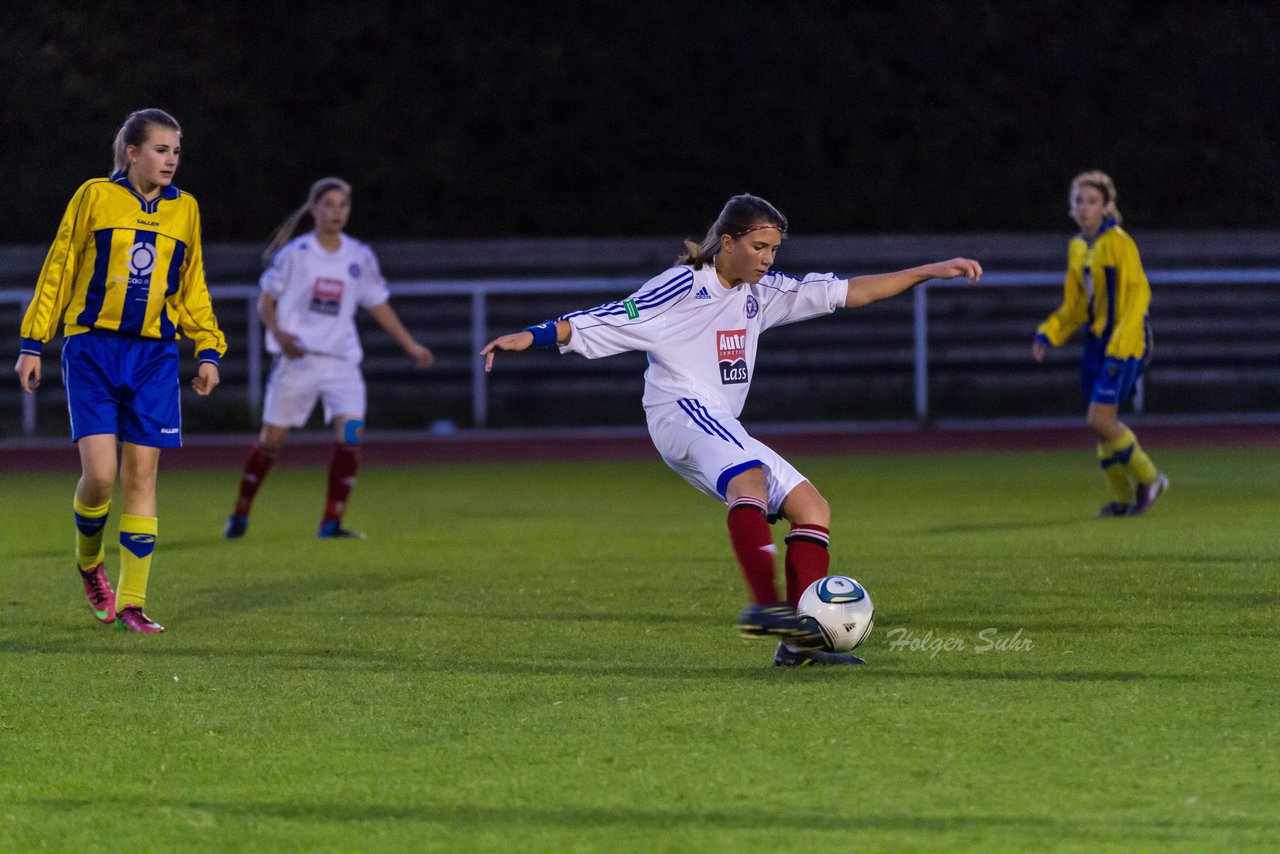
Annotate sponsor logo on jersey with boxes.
[717,328,748,384]
[745,295,759,318]
[694,287,711,300]
[309,277,344,316]
[136,219,159,227]
[623,299,639,319]
[128,242,158,277]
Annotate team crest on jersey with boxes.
[309,277,344,316]
[745,295,759,318]
[717,328,748,384]
[349,263,361,278]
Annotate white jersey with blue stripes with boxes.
[560,264,848,416]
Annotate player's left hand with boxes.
[480,331,536,373]
[406,342,435,369]
[929,258,983,282]
[192,362,220,396]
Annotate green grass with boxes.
[2,447,1278,852]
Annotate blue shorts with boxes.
[1080,336,1144,407]
[61,332,182,447]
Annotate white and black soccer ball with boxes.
[797,576,875,652]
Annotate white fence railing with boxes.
[5,267,1280,435]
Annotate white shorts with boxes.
[262,354,366,428]
[646,398,807,519]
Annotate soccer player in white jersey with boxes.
[224,177,434,540]
[483,194,982,666]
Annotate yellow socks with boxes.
[1098,427,1159,500]
[117,514,158,609]
[73,497,110,572]
[1096,443,1134,503]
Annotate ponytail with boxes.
[111,108,181,175]
[675,194,788,269]
[262,177,352,266]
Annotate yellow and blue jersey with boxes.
[1036,218,1151,362]
[19,172,226,364]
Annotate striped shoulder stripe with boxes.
[563,269,694,321]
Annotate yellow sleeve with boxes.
[19,183,92,353]
[172,207,228,363]
[1036,268,1089,346]
[1105,236,1151,360]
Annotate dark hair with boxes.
[676,194,789,269]
[112,108,181,174]
[262,177,353,265]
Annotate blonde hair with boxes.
[111,108,181,175]
[262,177,353,265]
[1070,170,1122,224]
[676,194,789,269]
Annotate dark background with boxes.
[4,1,1278,245]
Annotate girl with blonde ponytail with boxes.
[16,107,225,633]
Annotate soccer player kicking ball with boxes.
[483,194,982,666]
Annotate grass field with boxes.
[1,446,1277,852]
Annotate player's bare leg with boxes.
[726,468,823,649]
[226,423,289,539]
[772,481,863,665]
[1088,402,1166,517]
[116,443,164,633]
[74,434,119,623]
[317,415,364,539]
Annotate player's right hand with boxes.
[277,330,306,358]
[480,331,535,373]
[1031,338,1046,363]
[14,353,40,393]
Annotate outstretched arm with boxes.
[481,320,571,373]
[844,258,983,308]
[367,302,434,368]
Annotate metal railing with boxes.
[6,267,1280,435]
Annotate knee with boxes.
[257,426,288,456]
[791,492,831,528]
[1086,409,1120,439]
[341,419,364,446]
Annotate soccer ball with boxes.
[797,576,875,652]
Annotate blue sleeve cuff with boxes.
[20,338,43,356]
[197,349,221,366]
[524,321,559,348]
[1034,333,1051,348]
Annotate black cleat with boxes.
[317,519,366,539]
[737,603,823,647]
[1097,502,1131,518]
[773,642,865,667]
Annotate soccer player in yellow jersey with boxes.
[14,108,227,632]
[1033,171,1168,517]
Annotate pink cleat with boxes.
[79,563,116,624]
[1129,473,1169,516]
[115,605,165,634]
